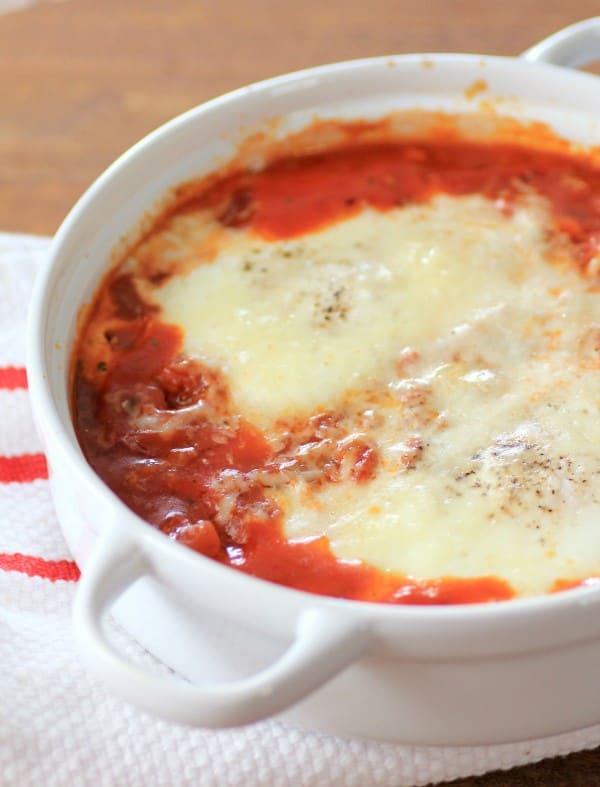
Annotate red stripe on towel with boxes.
[0,454,48,483]
[0,553,80,581]
[0,367,28,390]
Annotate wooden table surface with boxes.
[1,0,599,784]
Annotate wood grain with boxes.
[1,1,599,784]
[1,0,600,234]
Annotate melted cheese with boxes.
[156,197,548,424]
[147,194,600,596]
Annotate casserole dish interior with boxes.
[27,18,600,744]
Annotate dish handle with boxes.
[522,17,600,68]
[73,526,370,726]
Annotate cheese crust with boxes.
[72,126,600,603]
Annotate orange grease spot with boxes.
[465,78,488,100]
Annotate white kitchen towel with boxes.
[1,230,599,787]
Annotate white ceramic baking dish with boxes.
[27,18,600,745]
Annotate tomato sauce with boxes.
[192,140,600,268]
[73,130,600,605]
[74,314,513,604]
